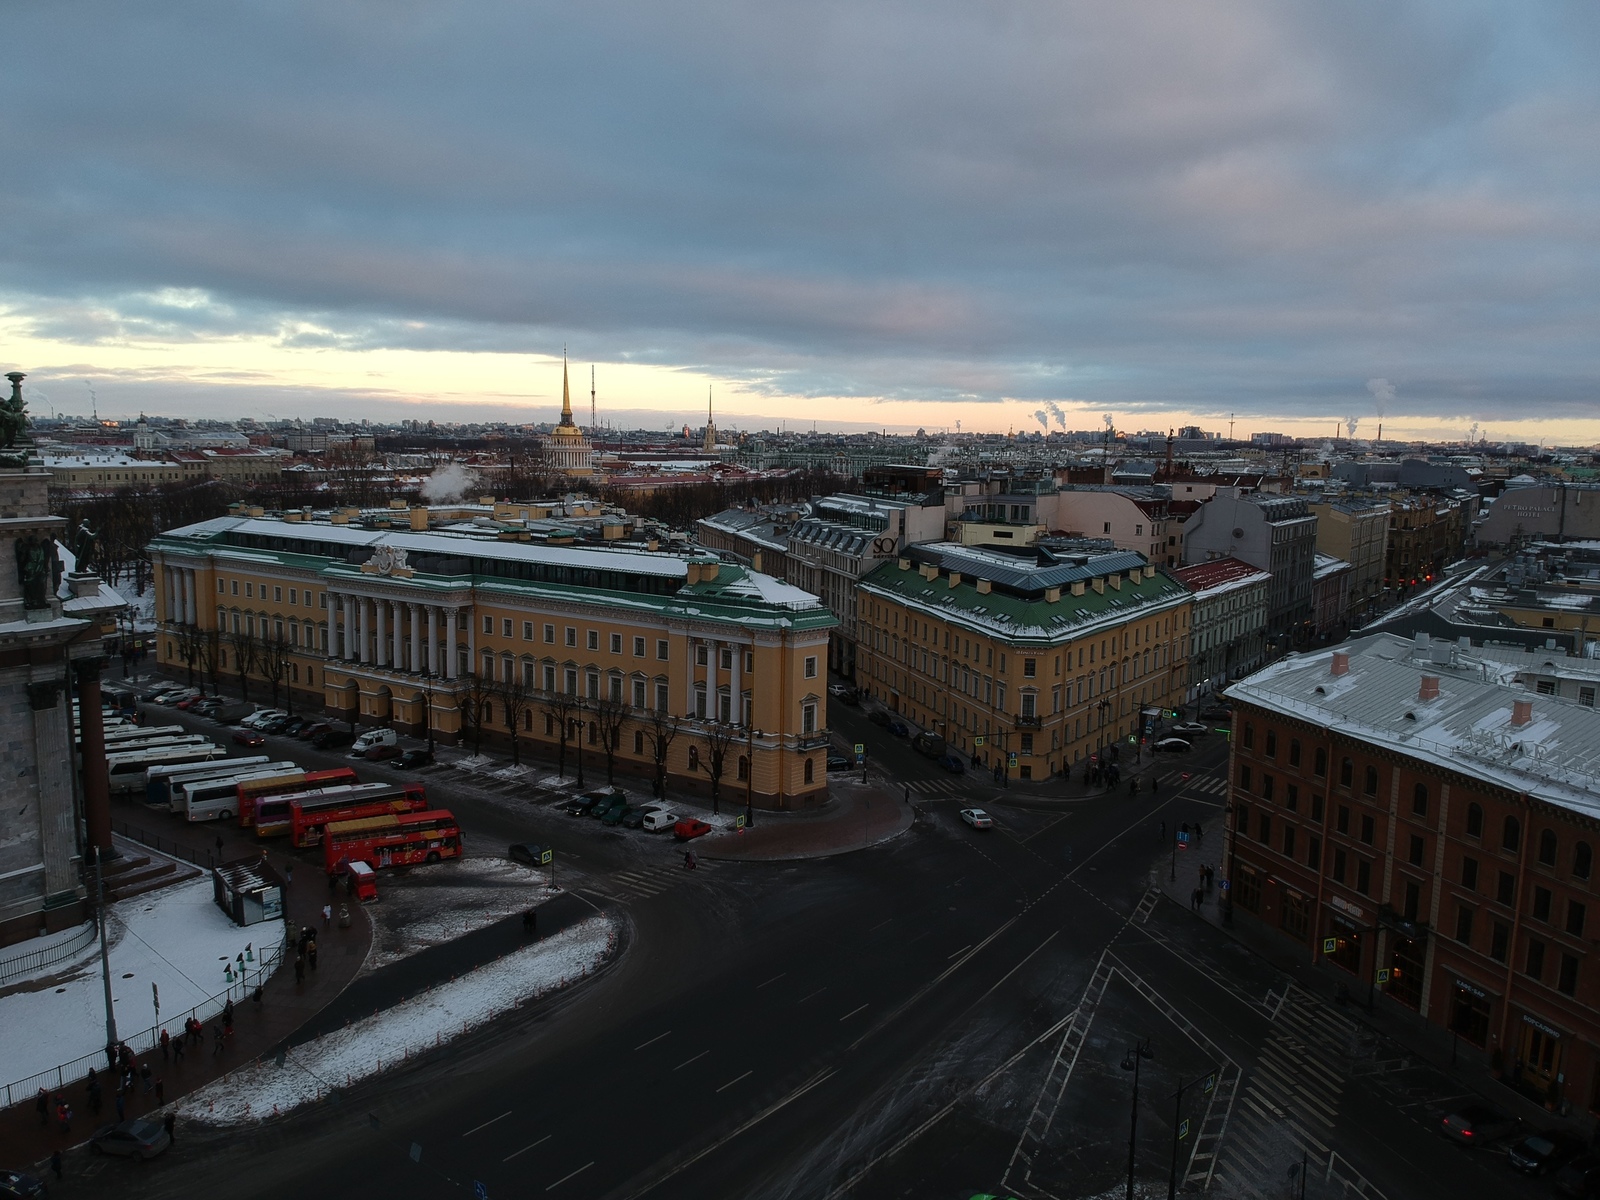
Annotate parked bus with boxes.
[106,743,222,794]
[256,781,423,839]
[147,756,277,809]
[177,765,304,822]
[288,787,429,848]
[323,809,463,873]
[102,724,186,746]
[92,731,209,756]
[236,768,360,828]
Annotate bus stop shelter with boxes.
[212,856,286,927]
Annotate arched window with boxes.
[1466,803,1484,838]
[1288,739,1301,768]
[1412,783,1428,817]
[688,745,700,772]
[1539,829,1558,867]
[804,757,815,784]
[1503,816,1521,853]
[1575,842,1592,880]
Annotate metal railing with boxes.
[1,937,284,1109]
[111,819,217,871]
[0,922,98,987]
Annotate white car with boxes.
[154,688,201,705]
[641,810,678,832]
[959,808,993,829]
[240,708,287,729]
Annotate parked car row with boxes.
[562,787,712,840]
[1438,1103,1600,1193]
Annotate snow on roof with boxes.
[1227,632,1600,820]
[1171,557,1270,594]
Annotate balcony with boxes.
[1014,713,1041,729]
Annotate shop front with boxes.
[1513,1013,1566,1108]
[1323,901,1367,976]
[1447,977,1492,1048]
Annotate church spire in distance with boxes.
[559,347,575,428]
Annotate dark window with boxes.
[1363,765,1379,796]
[1283,825,1296,858]
[1498,872,1516,905]
[1576,841,1593,880]
[1539,829,1558,867]
[1455,905,1474,944]
[1461,857,1478,890]
[1288,739,1301,767]
[1533,887,1552,922]
[1339,757,1353,787]
[1285,783,1299,813]
[1281,892,1310,942]
[1258,814,1272,845]
[1262,774,1275,802]
[1412,783,1428,817]
[1237,802,1250,832]
[1465,803,1483,839]
[1357,859,1372,895]
[1307,834,1321,869]
[1360,814,1375,845]
[1313,747,1327,777]
[1408,835,1425,867]
[1559,954,1579,996]
[1236,867,1261,913]
[1525,939,1545,981]
[1490,921,1509,962]
[1503,816,1521,853]
[1403,880,1420,921]
[1568,900,1586,938]
[1239,764,1252,791]
[1311,794,1324,822]
[1265,730,1277,758]
[1242,722,1254,749]
[1337,805,1350,834]
[1333,849,1347,884]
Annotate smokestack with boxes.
[1331,651,1349,676]
[1511,699,1533,727]
[1418,676,1440,701]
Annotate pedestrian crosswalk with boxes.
[905,777,966,797]
[588,859,720,902]
[1161,771,1228,796]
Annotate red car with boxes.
[673,818,712,841]
[364,744,402,761]
[232,730,266,747]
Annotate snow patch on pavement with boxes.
[363,855,560,972]
[177,914,617,1124]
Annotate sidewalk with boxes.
[0,818,374,1172]
[701,775,913,862]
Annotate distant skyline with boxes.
[4,4,1599,445]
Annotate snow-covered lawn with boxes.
[363,855,561,972]
[1,878,284,1086]
[178,915,617,1124]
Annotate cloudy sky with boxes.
[3,2,1598,442]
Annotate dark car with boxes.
[938,753,965,774]
[508,843,545,866]
[279,717,307,737]
[0,1170,45,1199]
[232,730,266,748]
[603,804,638,827]
[1509,1132,1586,1176]
[365,743,402,761]
[566,793,605,817]
[256,714,290,734]
[673,818,712,841]
[1154,737,1192,754]
[312,729,355,750]
[91,1118,171,1159]
[1199,705,1230,722]
[593,797,628,822]
[1440,1104,1517,1146]
[889,721,909,737]
[394,749,435,770]
[826,755,852,773]
[299,721,331,741]
[1555,1153,1600,1198]
[619,806,647,829]
[868,709,893,728]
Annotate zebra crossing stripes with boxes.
[592,860,718,901]
[906,777,965,797]
[1162,771,1228,796]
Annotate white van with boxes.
[352,728,398,754]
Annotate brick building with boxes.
[1225,632,1600,1114]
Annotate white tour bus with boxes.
[106,744,222,794]
[181,767,299,823]
[147,757,280,810]
[99,724,188,748]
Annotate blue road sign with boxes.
[475,1184,489,1200]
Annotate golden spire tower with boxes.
[541,350,595,476]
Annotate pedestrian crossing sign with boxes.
[735,814,746,830]
[540,848,553,865]
[1008,753,1018,767]
[1376,968,1391,984]
[854,743,865,756]
[1178,1118,1190,1140]
[974,736,985,746]
[1322,937,1338,955]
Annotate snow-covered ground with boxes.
[0,877,285,1087]
[363,855,562,971]
[178,915,617,1124]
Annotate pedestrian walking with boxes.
[212,1024,225,1057]
[215,834,223,857]
[50,1150,61,1181]
[322,903,332,928]
[35,1087,48,1126]
[307,938,319,971]
[55,1099,71,1132]
[1192,886,1203,911]
[155,1078,164,1105]
[86,1069,101,1114]
[164,1112,176,1146]
[1195,820,1204,843]
[173,1036,184,1066]
[903,783,910,803]
[223,998,235,1028]
[140,1061,153,1093]
[159,1028,170,1061]
[294,955,306,985]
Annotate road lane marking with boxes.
[796,986,828,1004]
[867,917,894,932]
[504,1135,550,1161]
[947,944,973,959]
[839,1003,868,1022]
[757,973,786,988]
[674,1050,709,1070]
[634,1030,672,1050]
[715,1070,752,1093]
[545,1161,593,1190]
[464,1111,511,1137]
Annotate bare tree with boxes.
[541,690,579,778]
[641,708,681,800]
[258,631,292,714]
[173,623,203,687]
[227,619,260,703]
[200,627,222,697]
[493,665,536,766]
[593,697,629,786]
[699,720,740,814]
[455,673,497,755]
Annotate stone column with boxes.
[183,569,198,625]
[358,597,371,664]
[445,609,459,679]
[164,565,178,625]
[410,603,423,675]
[74,658,113,857]
[427,606,440,675]
[466,607,475,673]
[392,600,404,669]
[374,600,389,667]
[30,679,78,903]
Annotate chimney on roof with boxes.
[1512,698,1534,727]
[409,506,429,532]
[1418,675,1440,701]
[1331,651,1349,676]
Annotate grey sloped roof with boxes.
[910,542,1148,594]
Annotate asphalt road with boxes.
[75,689,1530,1200]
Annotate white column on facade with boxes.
[183,569,198,625]
[174,569,188,625]
[358,597,371,664]
[466,607,475,673]
[410,603,422,674]
[445,609,458,679]
[375,600,389,667]
[686,637,696,714]
[391,600,404,668]
[732,640,742,725]
[426,606,440,675]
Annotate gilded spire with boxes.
[559,349,574,427]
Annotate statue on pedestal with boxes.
[15,533,61,611]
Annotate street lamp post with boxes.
[421,671,435,754]
[744,725,761,830]
[572,711,587,789]
[1120,1038,1153,1200]
[94,846,118,1056]
[1168,1069,1217,1200]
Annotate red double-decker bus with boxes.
[288,787,429,849]
[256,781,424,840]
[323,809,464,874]
[237,768,359,827]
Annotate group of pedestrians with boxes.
[293,923,319,985]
